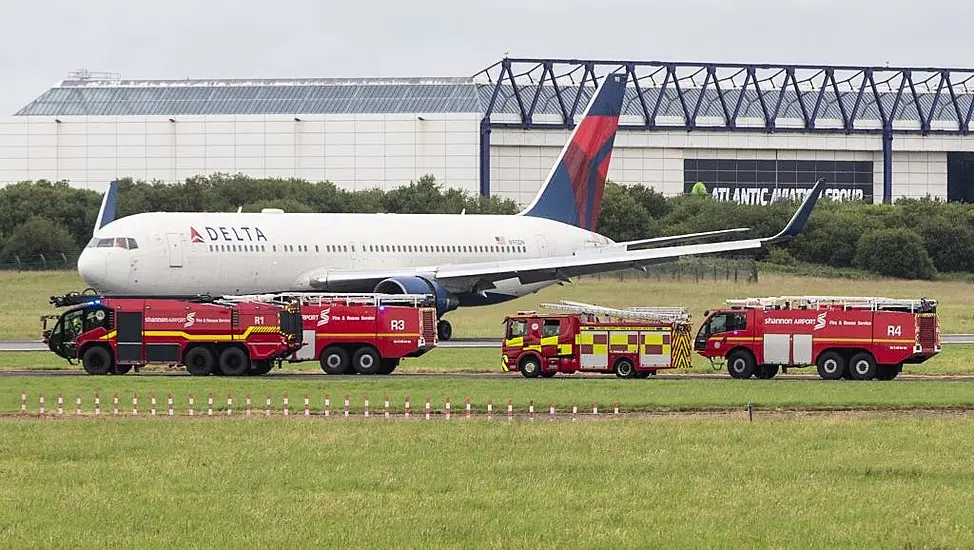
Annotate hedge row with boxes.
[0,174,966,280]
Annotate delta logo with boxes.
[189,226,268,243]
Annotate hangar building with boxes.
[3,58,974,206]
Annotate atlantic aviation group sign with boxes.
[685,182,873,205]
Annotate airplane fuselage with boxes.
[79,211,613,302]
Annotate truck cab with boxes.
[694,309,748,353]
[42,301,113,362]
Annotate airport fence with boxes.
[0,253,80,271]
[582,257,759,284]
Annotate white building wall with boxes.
[491,129,962,205]
[0,114,481,195]
[0,112,964,205]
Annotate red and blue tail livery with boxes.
[521,72,628,231]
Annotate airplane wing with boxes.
[303,178,825,294]
[614,228,751,250]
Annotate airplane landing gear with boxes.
[437,319,453,341]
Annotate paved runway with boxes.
[4,335,974,352]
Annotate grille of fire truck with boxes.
[918,315,939,348]
[215,292,434,308]
[421,310,436,344]
[725,296,937,313]
[539,300,691,323]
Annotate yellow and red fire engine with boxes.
[501,300,694,378]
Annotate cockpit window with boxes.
[87,237,139,249]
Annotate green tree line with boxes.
[0,173,966,280]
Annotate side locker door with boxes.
[166,232,184,268]
[115,310,144,365]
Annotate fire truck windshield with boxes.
[507,319,526,339]
[697,311,747,339]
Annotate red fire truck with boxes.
[694,295,941,380]
[42,294,303,376]
[502,300,694,378]
[227,292,438,375]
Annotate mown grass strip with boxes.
[4,375,974,415]
[0,417,972,547]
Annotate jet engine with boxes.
[373,276,459,318]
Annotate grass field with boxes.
[6,374,974,415]
[1,416,973,547]
[4,269,974,340]
[5,271,974,548]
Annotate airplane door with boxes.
[535,235,549,258]
[166,233,184,268]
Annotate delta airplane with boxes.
[77,72,826,340]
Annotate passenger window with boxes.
[507,320,527,339]
[542,319,560,338]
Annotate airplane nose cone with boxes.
[77,249,107,291]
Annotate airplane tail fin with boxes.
[519,72,628,231]
[93,180,119,236]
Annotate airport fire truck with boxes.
[227,292,438,375]
[42,293,303,376]
[502,300,694,378]
[44,290,438,376]
[694,295,941,380]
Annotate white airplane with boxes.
[77,72,827,340]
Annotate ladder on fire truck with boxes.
[725,295,937,313]
[213,292,435,308]
[539,300,691,323]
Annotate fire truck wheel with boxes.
[519,356,542,378]
[184,346,216,376]
[249,360,274,376]
[816,351,846,380]
[437,320,453,341]
[352,347,382,375]
[848,352,877,381]
[81,346,114,375]
[218,347,251,376]
[756,365,779,379]
[875,364,901,380]
[726,350,756,379]
[378,359,399,375]
[320,347,351,375]
[613,358,637,379]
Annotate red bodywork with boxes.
[694,298,941,380]
[501,312,694,378]
[44,297,303,373]
[284,296,437,374]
